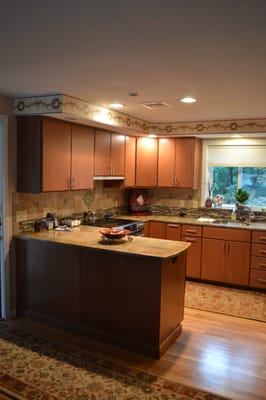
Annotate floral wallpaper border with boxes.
[14,94,266,136]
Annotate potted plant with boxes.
[234,188,249,204]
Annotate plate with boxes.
[99,228,131,240]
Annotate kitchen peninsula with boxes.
[15,226,190,358]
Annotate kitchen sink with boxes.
[211,220,246,226]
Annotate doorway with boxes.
[0,115,8,320]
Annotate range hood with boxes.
[93,176,125,181]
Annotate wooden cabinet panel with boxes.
[111,133,125,176]
[17,116,94,192]
[124,136,136,187]
[203,226,251,242]
[249,269,266,289]
[158,138,201,188]
[182,236,202,278]
[94,129,125,176]
[224,241,250,285]
[166,224,181,241]
[250,229,266,289]
[71,124,94,190]
[149,222,166,239]
[41,118,72,191]
[182,224,202,237]
[94,129,112,175]
[201,239,225,282]
[135,137,158,187]
[142,222,150,237]
[158,138,175,187]
[252,230,266,244]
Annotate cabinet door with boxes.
[201,238,225,282]
[175,138,201,188]
[42,118,71,191]
[94,129,111,175]
[135,137,158,187]
[124,136,136,187]
[71,124,94,190]
[225,241,250,285]
[149,222,166,239]
[182,236,202,278]
[158,138,175,187]
[111,133,125,176]
[166,224,181,240]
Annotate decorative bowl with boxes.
[99,228,131,240]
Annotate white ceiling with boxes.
[1,0,266,124]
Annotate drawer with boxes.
[181,224,202,237]
[203,226,251,242]
[249,269,266,289]
[251,257,266,270]
[252,243,266,258]
[252,230,266,244]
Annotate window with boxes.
[204,140,266,209]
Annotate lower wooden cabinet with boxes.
[149,221,166,239]
[201,227,251,286]
[250,230,266,289]
[166,224,181,241]
[181,225,202,279]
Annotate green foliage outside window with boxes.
[209,166,266,207]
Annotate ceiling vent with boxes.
[141,101,170,110]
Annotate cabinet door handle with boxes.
[168,224,179,228]
[185,238,196,243]
[258,236,266,241]
[259,250,266,255]
[257,278,266,284]
[223,242,226,255]
[72,177,75,188]
[258,263,266,269]
[185,229,197,234]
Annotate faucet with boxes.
[236,202,255,225]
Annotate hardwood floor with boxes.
[13,308,266,400]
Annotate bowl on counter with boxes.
[99,228,131,240]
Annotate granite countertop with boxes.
[116,214,266,230]
[17,225,190,260]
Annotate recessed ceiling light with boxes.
[180,97,198,103]
[109,103,125,109]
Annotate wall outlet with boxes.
[16,210,27,222]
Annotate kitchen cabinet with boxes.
[124,136,136,187]
[149,221,166,239]
[201,226,251,285]
[17,117,94,192]
[158,137,201,188]
[181,224,202,279]
[250,230,266,289]
[135,137,158,187]
[166,223,181,241]
[94,129,125,176]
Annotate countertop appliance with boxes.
[84,217,145,236]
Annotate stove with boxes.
[84,218,145,236]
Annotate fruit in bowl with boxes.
[99,228,130,239]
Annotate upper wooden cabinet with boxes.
[17,117,94,192]
[94,129,125,176]
[135,137,158,187]
[158,137,202,188]
[124,136,136,187]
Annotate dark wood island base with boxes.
[15,232,188,359]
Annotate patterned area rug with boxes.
[185,281,266,322]
[0,320,230,400]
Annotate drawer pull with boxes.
[257,278,266,284]
[258,236,266,241]
[168,224,179,228]
[259,250,266,255]
[258,263,266,268]
[185,238,196,243]
[185,229,197,234]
